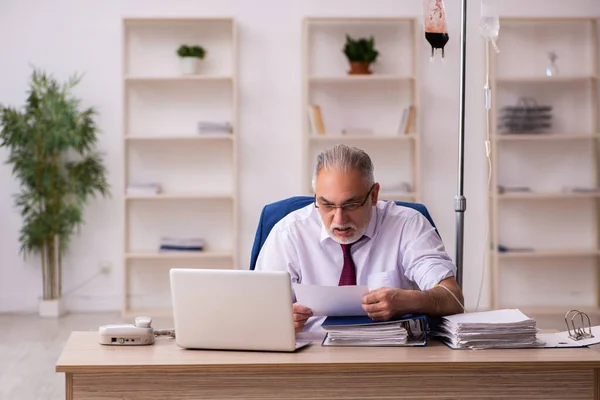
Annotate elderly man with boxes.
[255,144,464,332]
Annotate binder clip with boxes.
[405,318,426,341]
[564,309,594,341]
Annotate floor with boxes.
[0,311,596,400]
[0,312,174,400]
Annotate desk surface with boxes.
[56,331,600,373]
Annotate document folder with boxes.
[321,314,428,347]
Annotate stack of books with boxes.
[158,237,205,252]
[431,309,542,349]
[126,182,161,196]
[197,121,232,134]
[321,315,427,347]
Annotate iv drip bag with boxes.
[480,0,500,52]
[422,0,449,59]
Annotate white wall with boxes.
[1,0,598,313]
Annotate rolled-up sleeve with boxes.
[400,213,456,290]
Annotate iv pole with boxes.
[454,0,468,289]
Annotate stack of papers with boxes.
[321,315,427,347]
[432,309,543,349]
[324,320,407,346]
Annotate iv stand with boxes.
[454,0,468,289]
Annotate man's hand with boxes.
[293,303,313,333]
[361,278,465,319]
[361,287,410,321]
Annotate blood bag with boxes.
[422,0,449,60]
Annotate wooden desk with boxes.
[56,331,600,400]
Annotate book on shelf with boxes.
[126,182,162,196]
[497,185,531,194]
[341,128,374,135]
[158,237,205,252]
[197,121,232,134]
[397,105,416,135]
[308,104,326,135]
[497,244,535,253]
[562,185,600,193]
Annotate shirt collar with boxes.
[318,205,379,244]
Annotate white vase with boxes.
[39,298,66,318]
[180,57,198,75]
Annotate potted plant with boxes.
[0,69,110,317]
[177,44,206,75]
[342,35,379,75]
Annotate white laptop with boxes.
[169,268,312,352]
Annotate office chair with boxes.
[249,196,439,270]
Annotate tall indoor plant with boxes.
[0,69,110,317]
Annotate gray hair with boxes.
[311,144,375,191]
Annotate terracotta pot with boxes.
[348,61,372,75]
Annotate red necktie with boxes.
[338,243,357,286]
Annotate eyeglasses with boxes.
[314,184,375,213]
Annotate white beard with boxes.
[327,221,368,245]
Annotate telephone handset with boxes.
[98,316,155,345]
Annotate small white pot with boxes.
[180,57,199,75]
[39,298,66,318]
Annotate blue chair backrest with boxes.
[249,196,439,270]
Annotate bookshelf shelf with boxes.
[302,17,420,199]
[308,75,414,83]
[308,134,417,141]
[495,76,597,83]
[125,193,234,200]
[125,134,234,141]
[488,17,600,313]
[494,133,599,141]
[493,192,600,200]
[122,17,238,318]
[124,75,233,82]
[125,251,234,260]
[498,249,600,259]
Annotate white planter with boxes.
[180,57,199,75]
[39,298,66,318]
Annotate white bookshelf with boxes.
[488,17,600,314]
[122,17,238,317]
[302,17,421,201]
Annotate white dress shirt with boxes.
[254,200,457,331]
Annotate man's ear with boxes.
[371,183,380,205]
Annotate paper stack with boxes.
[321,315,427,347]
[432,309,542,349]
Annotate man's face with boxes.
[314,168,379,244]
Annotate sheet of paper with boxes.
[292,284,369,316]
[535,333,585,348]
[442,309,533,325]
[552,326,600,347]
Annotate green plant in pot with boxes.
[342,35,379,75]
[0,69,110,317]
[177,44,206,75]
